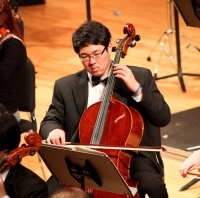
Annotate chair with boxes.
[16,57,37,133]
[16,57,46,180]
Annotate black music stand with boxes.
[38,143,138,196]
[155,1,200,92]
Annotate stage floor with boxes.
[161,107,200,152]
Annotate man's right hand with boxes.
[46,129,66,145]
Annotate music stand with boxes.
[154,1,200,92]
[173,0,200,28]
[38,143,138,196]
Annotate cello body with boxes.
[79,98,143,198]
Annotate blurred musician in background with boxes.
[180,149,200,178]
[0,0,26,121]
[0,107,48,198]
[51,187,89,198]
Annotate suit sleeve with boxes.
[39,81,65,140]
[0,39,26,88]
[137,68,171,127]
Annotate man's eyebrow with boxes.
[80,49,100,55]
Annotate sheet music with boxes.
[42,141,106,155]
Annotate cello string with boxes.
[90,47,122,144]
[90,64,115,144]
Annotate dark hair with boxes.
[0,0,23,40]
[0,103,6,110]
[0,108,21,153]
[72,20,111,54]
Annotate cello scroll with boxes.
[112,23,141,58]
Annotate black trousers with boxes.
[130,153,168,198]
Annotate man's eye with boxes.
[94,53,101,56]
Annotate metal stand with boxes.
[182,35,200,52]
[147,0,200,92]
[147,0,175,66]
[86,0,91,20]
[179,178,200,192]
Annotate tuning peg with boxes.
[112,47,117,52]
[128,41,136,48]
[116,39,122,44]
[134,35,141,41]
[18,155,22,162]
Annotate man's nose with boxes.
[88,56,96,63]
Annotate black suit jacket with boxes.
[4,163,48,198]
[40,66,171,172]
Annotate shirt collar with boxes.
[0,166,10,182]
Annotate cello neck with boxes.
[90,41,125,144]
[89,24,137,145]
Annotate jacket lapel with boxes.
[72,70,88,115]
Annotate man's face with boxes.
[79,43,112,79]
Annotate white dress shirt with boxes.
[87,72,106,108]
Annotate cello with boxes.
[79,23,143,198]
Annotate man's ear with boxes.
[107,42,113,54]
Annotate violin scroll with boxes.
[0,132,42,172]
[24,131,42,150]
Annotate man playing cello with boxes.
[39,20,171,198]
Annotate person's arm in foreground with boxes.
[180,149,200,178]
